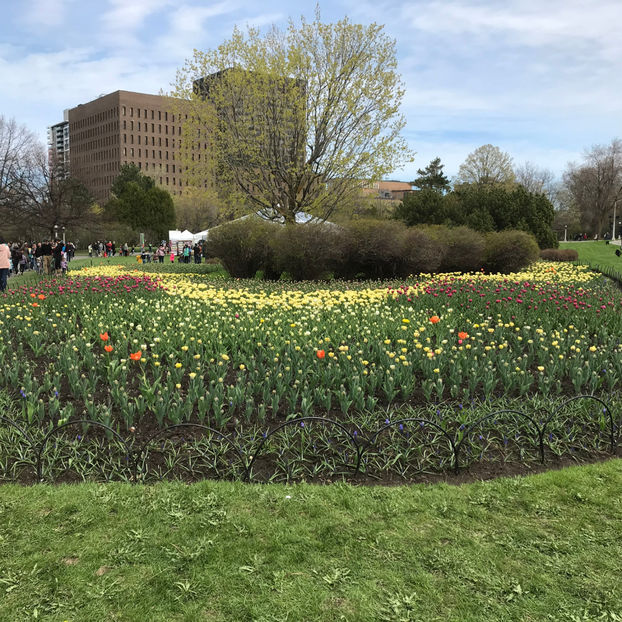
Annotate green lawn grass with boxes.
[1,460,621,621]
[560,240,622,275]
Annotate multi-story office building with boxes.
[67,90,187,203]
[47,110,70,172]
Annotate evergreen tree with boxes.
[107,165,175,240]
[411,157,450,193]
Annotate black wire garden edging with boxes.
[0,395,619,485]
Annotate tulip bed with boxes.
[0,261,621,483]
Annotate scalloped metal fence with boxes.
[0,395,619,484]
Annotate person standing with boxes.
[40,240,53,275]
[0,238,10,292]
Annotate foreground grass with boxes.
[561,240,622,275]
[1,461,621,621]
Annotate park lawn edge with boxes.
[1,459,621,621]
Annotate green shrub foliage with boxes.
[206,218,279,278]
[397,183,557,248]
[539,248,579,262]
[422,226,486,273]
[337,219,407,279]
[207,216,539,279]
[271,223,344,280]
[400,228,443,275]
[483,230,540,273]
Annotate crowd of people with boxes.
[0,237,210,293]
[0,239,76,292]
[87,240,207,264]
[139,242,205,264]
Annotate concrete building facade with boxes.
[68,90,187,203]
[47,109,70,172]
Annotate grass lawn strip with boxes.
[0,460,621,621]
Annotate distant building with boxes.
[66,90,188,203]
[361,180,413,201]
[47,110,70,172]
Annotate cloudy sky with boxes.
[1,0,620,181]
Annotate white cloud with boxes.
[102,0,172,31]
[23,0,70,28]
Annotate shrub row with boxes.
[539,248,579,262]
[206,218,540,280]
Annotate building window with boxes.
[122,106,126,116]
[130,148,134,156]
[151,110,154,119]
[158,111,161,120]
[123,147,127,156]
[130,107,133,117]
[123,134,126,143]
[164,112,168,121]
[130,135,134,144]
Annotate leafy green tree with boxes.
[453,183,556,248]
[107,165,175,240]
[456,144,515,187]
[111,163,154,196]
[411,157,450,193]
[171,11,414,224]
[394,188,447,226]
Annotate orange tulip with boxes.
[129,350,142,361]
[31,302,39,307]
[316,349,326,359]
[458,331,469,340]
[37,294,45,300]
[429,315,440,324]
[100,332,109,341]
[104,345,113,353]
[30,293,36,298]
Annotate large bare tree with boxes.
[10,148,95,239]
[564,138,622,236]
[0,116,39,215]
[515,161,556,201]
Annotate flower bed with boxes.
[0,262,620,483]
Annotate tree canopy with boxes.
[411,157,450,193]
[396,182,556,248]
[171,12,414,224]
[107,164,175,240]
[563,138,622,236]
[456,144,515,187]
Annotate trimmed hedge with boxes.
[206,218,279,278]
[206,216,541,280]
[540,248,579,262]
[484,230,540,274]
[271,223,344,280]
